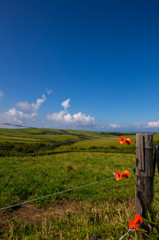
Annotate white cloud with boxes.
[135,121,159,129]
[0,91,4,98]
[46,88,52,95]
[0,108,37,124]
[47,111,65,122]
[0,94,95,129]
[16,94,46,112]
[147,121,159,128]
[47,99,95,128]
[47,111,95,127]
[61,98,70,110]
[16,101,33,111]
[0,93,47,125]
[109,123,120,128]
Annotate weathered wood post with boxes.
[135,133,154,219]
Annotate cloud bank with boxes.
[0,94,46,125]
[147,121,159,128]
[2,90,159,131]
[47,99,95,128]
[0,108,37,124]
[0,94,95,129]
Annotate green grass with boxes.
[0,128,136,156]
[0,129,159,239]
[57,138,136,154]
[0,152,137,240]
[0,128,136,141]
[0,152,136,208]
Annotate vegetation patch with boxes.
[0,129,159,239]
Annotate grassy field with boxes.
[0,128,137,157]
[0,129,159,239]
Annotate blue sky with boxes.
[0,0,159,131]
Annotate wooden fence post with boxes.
[135,133,154,218]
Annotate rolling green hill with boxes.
[0,128,136,156]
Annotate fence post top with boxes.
[136,133,153,149]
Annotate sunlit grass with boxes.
[0,152,136,208]
[0,129,159,239]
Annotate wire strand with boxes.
[119,228,135,240]
[0,122,38,129]
[0,176,115,211]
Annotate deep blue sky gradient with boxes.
[0,0,159,130]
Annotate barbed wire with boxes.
[0,122,38,129]
[119,228,135,240]
[0,176,115,211]
[0,167,136,212]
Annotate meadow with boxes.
[0,129,159,239]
